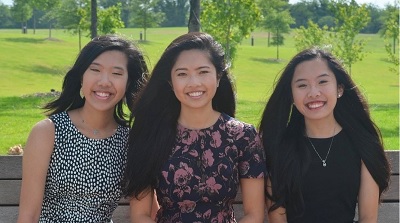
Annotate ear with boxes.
[337,84,344,98]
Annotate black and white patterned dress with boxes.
[39,111,128,223]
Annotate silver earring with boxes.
[338,94,341,98]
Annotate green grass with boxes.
[0,27,398,154]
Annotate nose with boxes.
[308,85,320,98]
[98,73,111,86]
[187,74,201,87]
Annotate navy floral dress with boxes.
[155,113,266,223]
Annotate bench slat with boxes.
[386,150,399,175]
[0,156,22,179]
[1,203,398,223]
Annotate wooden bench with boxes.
[1,151,398,222]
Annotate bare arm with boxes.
[150,190,160,220]
[130,189,157,223]
[17,119,55,223]
[265,178,287,223]
[358,161,379,223]
[238,178,265,223]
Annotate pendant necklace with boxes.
[79,110,115,136]
[306,126,336,167]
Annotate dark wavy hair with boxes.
[123,32,236,199]
[259,47,390,217]
[43,35,149,126]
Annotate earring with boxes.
[80,88,84,99]
[338,93,341,98]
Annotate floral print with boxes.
[155,113,266,223]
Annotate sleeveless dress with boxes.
[288,130,361,223]
[155,113,266,223]
[39,111,129,222]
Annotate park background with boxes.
[0,0,398,154]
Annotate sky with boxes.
[0,0,396,8]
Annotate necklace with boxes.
[306,126,336,167]
[78,110,116,136]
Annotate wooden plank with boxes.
[2,203,397,223]
[0,180,21,205]
[382,175,399,202]
[0,181,245,205]
[0,155,22,179]
[0,207,19,223]
[387,150,399,175]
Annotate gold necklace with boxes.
[306,126,336,167]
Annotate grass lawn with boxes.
[0,27,398,154]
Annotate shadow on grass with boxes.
[251,57,287,64]
[17,64,65,76]
[4,37,47,44]
[0,95,54,110]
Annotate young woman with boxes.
[259,47,390,223]
[123,32,266,223]
[17,35,149,223]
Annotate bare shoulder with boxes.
[25,118,55,154]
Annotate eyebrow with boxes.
[173,66,211,72]
[293,73,330,83]
[91,62,126,71]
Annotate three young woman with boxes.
[18,32,390,223]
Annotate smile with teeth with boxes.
[95,91,111,98]
[188,91,204,97]
[307,101,325,109]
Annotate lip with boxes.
[306,101,325,109]
[94,91,112,99]
[187,91,204,97]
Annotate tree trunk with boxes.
[91,0,97,39]
[188,0,200,33]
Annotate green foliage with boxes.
[380,3,399,75]
[130,0,165,41]
[201,0,261,64]
[258,0,294,59]
[329,0,371,74]
[56,0,90,35]
[156,0,189,27]
[97,3,125,35]
[294,20,330,51]
[11,0,33,24]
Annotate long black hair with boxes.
[123,32,236,199]
[259,47,390,216]
[43,35,149,126]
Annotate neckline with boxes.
[177,113,224,131]
[64,111,121,140]
[306,129,343,140]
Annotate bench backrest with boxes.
[0,151,398,222]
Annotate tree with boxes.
[97,3,125,35]
[11,0,32,33]
[0,3,16,28]
[329,0,370,74]
[380,3,399,74]
[294,20,330,52]
[56,0,90,50]
[90,0,97,38]
[259,0,294,60]
[130,0,164,41]
[188,0,200,32]
[157,0,189,27]
[201,0,261,63]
